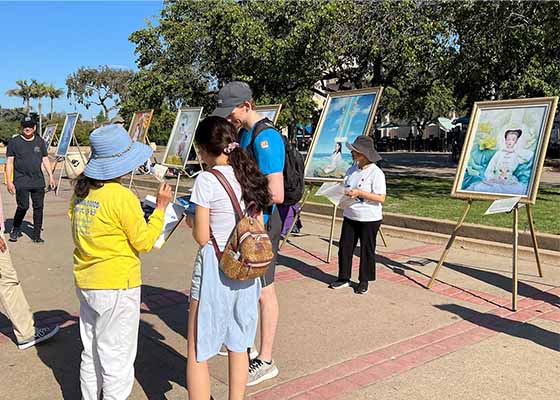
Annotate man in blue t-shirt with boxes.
[213,81,284,386]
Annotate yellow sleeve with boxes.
[119,192,165,253]
[68,196,75,219]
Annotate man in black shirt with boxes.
[6,116,55,243]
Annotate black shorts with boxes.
[261,207,281,287]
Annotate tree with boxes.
[66,66,134,118]
[44,84,64,120]
[5,80,34,115]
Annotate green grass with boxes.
[306,177,560,235]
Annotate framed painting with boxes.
[452,97,558,204]
[55,113,79,157]
[128,110,154,143]
[42,123,57,148]
[304,87,383,182]
[162,107,203,168]
[255,104,282,124]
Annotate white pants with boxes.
[77,287,141,400]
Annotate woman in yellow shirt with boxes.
[69,124,172,400]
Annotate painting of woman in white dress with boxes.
[452,97,557,203]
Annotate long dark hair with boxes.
[195,116,271,211]
[73,173,104,198]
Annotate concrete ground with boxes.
[0,181,558,400]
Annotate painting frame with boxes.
[128,109,154,143]
[304,87,384,183]
[255,104,283,124]
[55,113,79,157]
[42,123,58,148]
[161,107,204,169]
[451,97,558,204]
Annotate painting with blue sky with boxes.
[56,113,79,157]
[305,90,379,181]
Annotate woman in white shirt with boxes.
[329,136,386,294]
[186,116,271,400]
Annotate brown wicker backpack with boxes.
[208,169,274,281]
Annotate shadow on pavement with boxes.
[440,261,560,307]
[34,310,80,400]
[435,304,560,351]
[4,219,35,240]
[278,254,336,285]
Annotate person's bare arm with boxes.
[346,189,386,203]
[6,157,15,194]
[267,172,284,204]
[42,156,56,189]
[193,205,210,246]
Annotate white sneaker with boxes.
[247,358,279,386]
[18,325,60,350]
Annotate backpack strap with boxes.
[207,168,244,260]
[248,118,279,157]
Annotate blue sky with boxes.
[0,0,163,120]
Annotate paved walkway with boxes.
[0,183,558,399]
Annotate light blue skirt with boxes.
[191,244,261,362]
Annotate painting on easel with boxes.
[162,107,203,168]
[255,104,282,124]
[42,123,57,148]
[304,88,383,182]
[55,113,79,157]
[128,110,154,143]
[452,97,558,204]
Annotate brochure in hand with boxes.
[142,195,187,249]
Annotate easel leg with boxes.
[55,161,64,196]
[128,172,135,190]
[379,227,388,247]
[173,173,182,202]
[512,205,519,311]
[526,204,543,278]
[428,199,472,289]
[279,188,312,250]
[326,205,338,263]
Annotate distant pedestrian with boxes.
[329,136,386,294]
[69,124,171,400]
[6,116,55,243]
[0,188,59,349]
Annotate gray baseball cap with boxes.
[346,136,382,163]
[212,81,253,118]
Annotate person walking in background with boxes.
[0,187,59,349]
[69,124,172,400]
[6,116,55,243]
[329,136,386,295]
[185,116,271,400]
[213,81,284,386]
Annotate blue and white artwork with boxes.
[305,90,379,181]
[453,97,557,203]
[56,113,79,157]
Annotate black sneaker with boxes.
[17,325,60,350]
[32,237,45,244]
[328,279,350,289]
[9,230,22,242]
[355,282,369,294]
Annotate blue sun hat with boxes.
[84,124,152,180]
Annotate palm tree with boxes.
[45,84,64,120]
[30,80,49,134]
[5,79,33,114]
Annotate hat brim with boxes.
[346,142,382,163]
[21,123,36,128]
[84,141,153,181]
[211,106,235,118]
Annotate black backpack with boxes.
[248,118,305,206]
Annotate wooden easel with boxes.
[427,198,543,311]
[280,183,388,263]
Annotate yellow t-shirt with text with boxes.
[69,182,164,289]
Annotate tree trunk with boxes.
[25,97,30,115]
[38,100,42,136]
[50,97,54,120]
